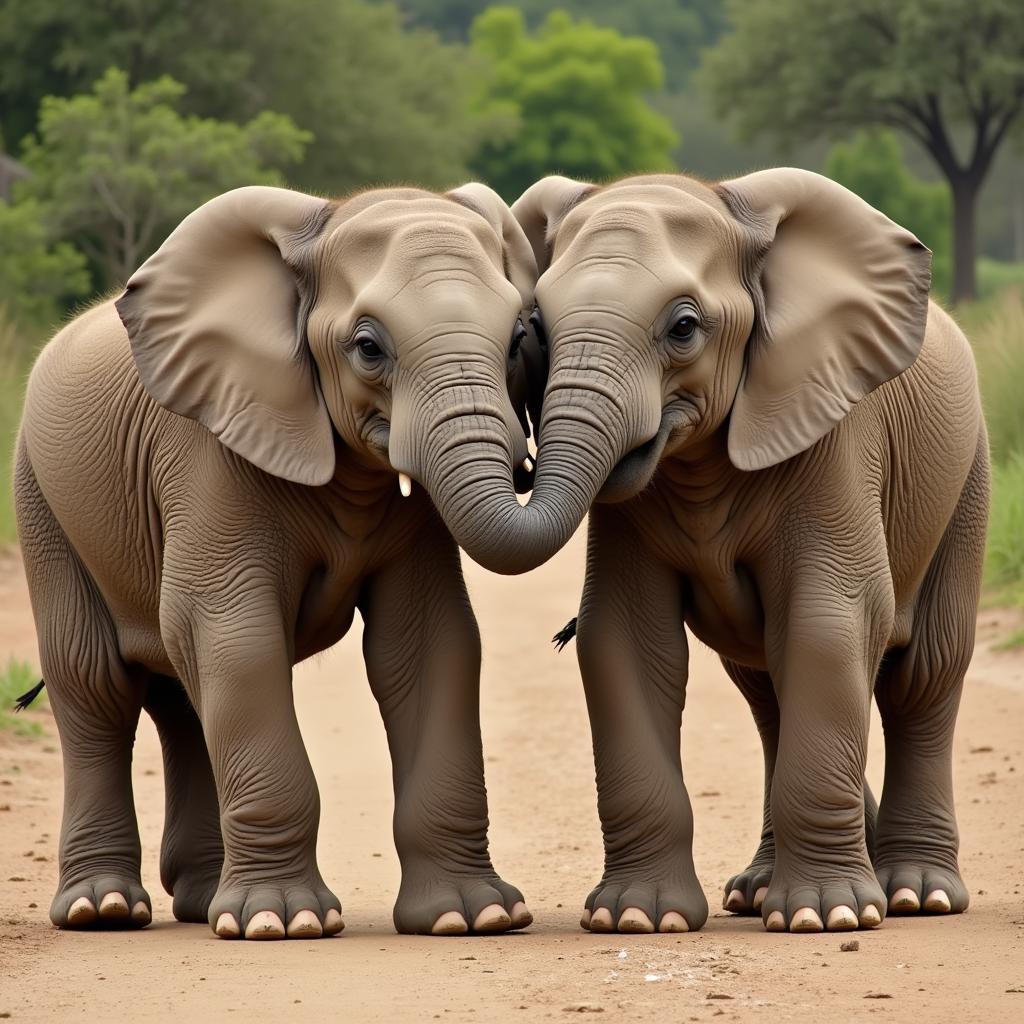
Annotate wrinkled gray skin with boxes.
[475,170,987,934]
[16,183,546,940]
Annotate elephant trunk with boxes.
[396,360,631,576]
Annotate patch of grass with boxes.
[985,452,1024,594]
[978,258,1024,302]
[0,657,46,737]
[0,305,38,544]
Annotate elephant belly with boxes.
[683,572,767,670]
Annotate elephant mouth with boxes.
[596,400,696,504]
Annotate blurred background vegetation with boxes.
[0,0,1023,612]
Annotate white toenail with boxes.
[923,889,951,913]
[510,902,533,927]
[765,910,786,932]
[617,907,654,933]
[860,905,882,928]
[790,908,824,932]
[889,887,920,912]
[725,888,745,910]
[825,905,858,931]
[323,908,345,935]
[472,904,511,932]
[753,886,768,910]
[130,901,151,923]
[286,910,323,938]
[67,896,97,925]
[244,910,285,940]
[658,911,689,933]
[589,908,614,932]
[99,892,129,917]
[215,913,240,938]
[431,911,468,935]
[580,909,593,930]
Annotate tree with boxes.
[0,0,494,196]
[703,0,1024,301]
[469,8,678,200]
[825,130,952,297]
[18,69,309,289]
[0,198,89,334]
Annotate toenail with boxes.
[790,908,824,933]
[725,888,745,911]
[589,908,614,932]
[617,907,654,933]
[323,908,345,935]
[98,892,129,917]
[580,909,593,931]
[923,889,951,913]
[753,886,768,910]
[473,904,512,932]
[825,905,858,931]
[860,905,882,928]
[510,902,533,928]
[67,896,97,926]
[286,910,323,938]
[889,887,920,912]
[215,913,240,938]
[244,910,285,940]
[431,911,469,935]
[130,901,151,924]
[765,910,786,932]
[658,911,689,933]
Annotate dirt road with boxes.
[1,534,1022,1022]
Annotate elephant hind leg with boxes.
[143,676,223,922]
[874,434,989,916]
[721,658,879,915]
[15,443,151,929]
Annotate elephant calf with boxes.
[500,170,987,934]
[16,183,544,939]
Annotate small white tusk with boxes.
[522,456,534,472]
[398,472,412,497]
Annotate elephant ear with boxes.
[510,175,596,273]
[717,168,932,472]
[115,186,336,486]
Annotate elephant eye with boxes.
[356,334,383,360]
[669,315,699,342]
[509,318,527,360]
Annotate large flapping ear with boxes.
[448,182,538,308]
[717,168,932,472]
[116,186,336,486]
[510,175,595,273]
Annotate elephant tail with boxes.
[13,679,45,712]
[552,618,577,653]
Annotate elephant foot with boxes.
[166,867,221,924]
[579,870,709,934]
[209,876,344,940]
[50,874,152,930]
[393,868,532,935]
[723,851,773,915]
[875,861,968,916]
[760,864,885,933]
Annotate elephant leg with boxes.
[143,676,223,923]
[762,571,888,934]
[361,517,529,935]
[721,659,879,915]
[16,448,151,929]
[575,508,706,935]
[161,583,341,941]
[873,443,986,917]
[720,660,778,915]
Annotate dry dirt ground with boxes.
[0,534,1022,1022]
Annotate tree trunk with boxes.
[950,175,979,304]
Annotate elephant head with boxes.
[484,169,931,570]
[114,183,548,559]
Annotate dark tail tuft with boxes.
[552,617,578,653]
[14,680,45,712]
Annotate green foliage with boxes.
[0,0,494,198]
[0,657,44,737]
[978,258,1024,301]
[18,68,309,290]
[0,198,89,333]
[825,130,951,297]
[469,8,678,200]
[395,0,726,88]
[704,0,1024,149]
[986,453,1024,602]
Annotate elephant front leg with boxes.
[576,510,707,934]
[164,598,342,941]
[361,521,530,935]
[763,576,888,933]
